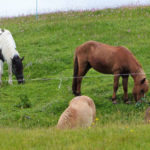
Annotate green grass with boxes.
[0,123,150,150]
[0,6,150,149]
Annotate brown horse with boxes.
[72,41,149,104]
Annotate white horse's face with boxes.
[12,55,24,84]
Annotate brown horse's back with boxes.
[73,41,148,102]
[75,41,140,74]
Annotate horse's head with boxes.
[133,77,149,102]
[12,55,24,84]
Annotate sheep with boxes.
[57,96,96,129]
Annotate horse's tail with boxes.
[72,52,78,95]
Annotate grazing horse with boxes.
[0,29,24,84]
[72,41,149,104]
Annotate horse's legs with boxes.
[112,73,120,104]
[76,63,91,96]
[8,63,13,85]
[0,60,3,84]
[122,75,130,103]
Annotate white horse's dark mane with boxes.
[0,49,4,62]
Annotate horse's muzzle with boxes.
[18,78,25,84]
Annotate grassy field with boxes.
[0,124,150,150]
[0,6,150,149]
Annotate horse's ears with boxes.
[21,56,24,61]
[141,78,146,84]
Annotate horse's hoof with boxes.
[112,100,117,104]
[8,81,13,85]
[137,100,142,103]
[124,99,131,104]
[75,93,81,96]
[125,101,131,104]
[73,91,81,96]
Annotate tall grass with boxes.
[0,123,150,150]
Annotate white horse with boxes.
[0,28,24,84]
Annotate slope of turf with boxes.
[0,6,150,129]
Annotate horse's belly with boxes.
[93,65,113,74]
[90,60,114,74]
[88,53,115,74]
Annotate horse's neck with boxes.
[131,68,145,83]
[4,48,19,63]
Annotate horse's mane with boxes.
[121,46,142,71]
[12,55,23,70]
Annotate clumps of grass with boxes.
[40,99,68,115]
[135,97,150,110]
[15,95,32,109]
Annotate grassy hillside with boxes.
[0,6,150,149]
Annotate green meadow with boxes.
[0,6,150,149]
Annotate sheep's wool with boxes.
[57,96,96,129]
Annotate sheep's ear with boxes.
[21,56,24,61]
[141,78,146,84]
